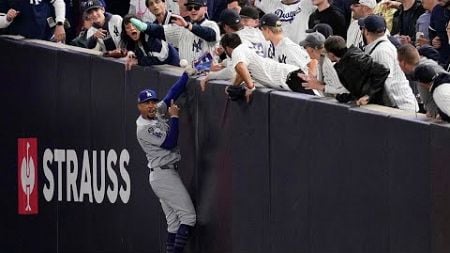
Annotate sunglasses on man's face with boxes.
[187,5,201,11]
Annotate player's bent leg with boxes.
[174,224,194,253]
[166,232,176,253]
[160,199,180,233]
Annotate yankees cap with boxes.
[305,23,333,38]
[82,0,104,14]
[239,6,259,20]
[414,64,439,83]
[260,13,282,27]
[138,89,160,103]
[300,32,326,49]
[184,0,207,6]
[358,15,386,33]
[220,9,241,26]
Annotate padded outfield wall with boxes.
[1,37,450,253]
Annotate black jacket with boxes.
[333,46,390,104]
[391,1,425,41]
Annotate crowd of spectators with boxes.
[1,0,449,121]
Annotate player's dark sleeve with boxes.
[143,23,166,40]
[190,25,217,42]
[162,72,189,105]
[87,35,98,49]
[160,117,179,149]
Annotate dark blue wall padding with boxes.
[430,124,450,253]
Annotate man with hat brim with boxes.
[136,70,196,253]
[130,0,220,64]
[255,0,317,44]
[239,6,260,28]
[85,0,123,52]
[260,13,311,75]
[347,0,377,48]
[360,14,419,112]
[300,32,349,96]
[414,63,450,122]
[306,23,334,38]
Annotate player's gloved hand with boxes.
[130,18,148,32]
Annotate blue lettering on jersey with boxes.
[148,124,164,138]
[113,26,119,37]
[278,54,287,64]
[249,42,265,57]
[192,39,203,53]
[274,7,302,23]
[268,43,275,59]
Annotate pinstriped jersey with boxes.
[163,19,220,63]
[236,27,270,57]
[257,0,316,43]
[231,44,298,90]
[87,14,123,52]
[271,37,310,73]
[136,102,181,169]
[365,36,419,112]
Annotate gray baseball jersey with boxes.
[163,19,220,63]
[136,102,181,169]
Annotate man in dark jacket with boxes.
[324,35,390,105]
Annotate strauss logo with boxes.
[21,142,36,212]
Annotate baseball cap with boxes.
[351,0,377,8]
[239,6,259,20]
[418,45,441,62]
[414,64,439,83]
[138,89,159,103]
[305,23,333,38]
[220,9,241,26]
[300,32,326,48]
[358,15,386,33]
[184,0,207,6]
[82,0,104,14]
[260,13,282,27]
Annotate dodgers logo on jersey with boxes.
[148,123,164,138]
[192,39,203,53]
[274,7,302,23]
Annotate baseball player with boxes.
[259,13,311,74]
[256,0,317,43]
[84,0,123,52]
[221,33,317,100]
[136,72,196,253]
[130,0,220,64]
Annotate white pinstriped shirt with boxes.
[320,56,349,95]
[163,18,220,63]
[231,44,298,90]
[271,37,311,74]
[433,83,450,117]
[365,36,419,112]
[257,0,317,44]
[347,19,363,48]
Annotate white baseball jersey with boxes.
[129,0,156,23]
[320,56,349,95]
[257,0,316,43]
[164,19,220,63]
[347,19,363,48]
[237,27,270,57]
[0,13,12,28]
[136,102,181,169]
[365,36,418,112]
[87,14,123,52]
[231,44,298,90]
[271,37,310,73]
[433,83,450,117]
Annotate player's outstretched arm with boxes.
[130,18,166,39]
[160,100,180,150]
[162,72,189,106]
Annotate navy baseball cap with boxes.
[358,15,386,33]
[414,64,439,83]
[418,45,441,62]
[220,9,241,26]
[260,13,282,27]
[185,0,207,6]
[239,6,259,20]
[83,0,104,14]
[138,89,159,103]
[306,23,333,38]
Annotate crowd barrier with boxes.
[1,37,449,253]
